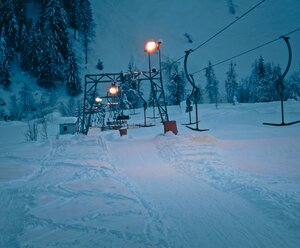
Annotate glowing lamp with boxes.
[95,97,102,103]
[145,40,158,53]
[108,84,119,95]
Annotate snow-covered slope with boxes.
[1,101,300,247]
[89,0,300,83]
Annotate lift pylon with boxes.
[78,70,169,135]
[183,49,209,132]
[263,36,300,126]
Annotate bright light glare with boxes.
[95,97,102,103]
[145,41,158,53]
[108,85,119,95]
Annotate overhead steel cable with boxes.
[192,0,267,52]
[191,27,300,75]
[284,27,300,36]
[171,0,267,64]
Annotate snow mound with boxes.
[189,134,219,144]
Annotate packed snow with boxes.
[1,2,300,247]
[1,101,300,247]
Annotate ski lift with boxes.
[263,36,300,126]
[183,49,209,131]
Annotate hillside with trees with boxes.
[0,0,300,121]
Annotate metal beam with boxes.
[79,70,169,134]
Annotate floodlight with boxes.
[95,97,103,103]
[144,40,158,53]
[108,84,119,95]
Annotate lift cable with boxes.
[172,0,267,64]
[191,27,300,75]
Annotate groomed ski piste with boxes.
[1,101,300,248]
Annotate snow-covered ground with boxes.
[1,101,300,247]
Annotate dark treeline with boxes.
[232,56,300,104]
[0,0,95,95]
[1,0,299,120]
[163,55,300,107]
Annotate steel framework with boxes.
[78,70,169,135]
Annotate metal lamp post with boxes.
[144,40,177,134]
[144,41,159,120]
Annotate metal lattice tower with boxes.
[79,70,169,135]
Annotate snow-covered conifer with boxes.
[167,71,186,105]
[0,0,17,49]
[125,57,140,110]
[248,57,264,102]
[23,24,43,75]
[236,78,250,103]
[13,0,26,52]
[251,56,280,102]
[255,56,274,102]
[285,67,300,100]
[205,61,219,107]
[161,57,186,105]
[0,0,26,51]
[63,0,80,39]
[40,0,69,62]
[225,61,238,104]
[20,23,31,70]
[78,0,95,64]
[0,36,11,89]
[37,50,55,89]
[65,45,81,96]
[19,83,35,112]
[270,64,282,101]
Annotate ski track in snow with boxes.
[1,126,300,247]
[154,133,300,247]
[104,135,187,248]
[0,135,167,247]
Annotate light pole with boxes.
[157,40,169,122]
[144,39,176,134]
[144,41,159,119]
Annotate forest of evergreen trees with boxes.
[1,0,300,121]
[0,0,94,95]
[164,56,300,107]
